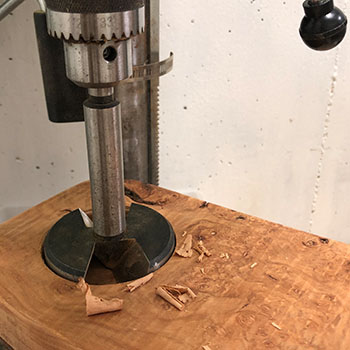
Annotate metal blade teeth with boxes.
[151,84,160,185]
[46,7,145,42]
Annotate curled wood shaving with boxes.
[176,234,193,258]
[250,262,258,269]
[77,278,123,317]
[200,268,205,274]
[156,284,196,311]
[127,273,154,292]
[156,287,183,310]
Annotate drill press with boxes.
[33,0,175,283]
[0,0,345,284]
[33,0,347,284]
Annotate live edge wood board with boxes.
[1,181,350,350]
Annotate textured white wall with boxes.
[1,0,350,242]
[0,0,88,219]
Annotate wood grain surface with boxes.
[1,181,350,350]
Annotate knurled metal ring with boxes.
[46,6,145,42]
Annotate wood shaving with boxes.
[182,231,188,237]
[220,253,229,259]
[250,262,258,269]
[194,240,211,262]
[197,252,205,263]
[198,241,211,257]
[202,346,212,350]
[77,278,88,293]
[200,268,205,274]
[176,234,193,258]
[126,273,154,292]
[77,278,123,316]
[78,208,93,228]
[178,293,193,304]
[156,284,196,311]
[271,322,281,330]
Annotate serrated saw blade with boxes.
[147,0,160,185]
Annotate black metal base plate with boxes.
[43,204,176,283]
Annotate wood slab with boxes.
[1,181,350,350]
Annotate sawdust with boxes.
[127,273,154,292]
[77,279,123,316]
[156,284,196,311]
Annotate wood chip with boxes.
[126,273,154,292]
[182,231,188,237]
[156,284,196,311]
[77,278,123,317]
[200,268,205,274]
[176,234,193,258]
[250,262,258,269]
[271,322,281,330]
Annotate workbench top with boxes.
[1,181,350,350]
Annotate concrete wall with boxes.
[1,0,350,242]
